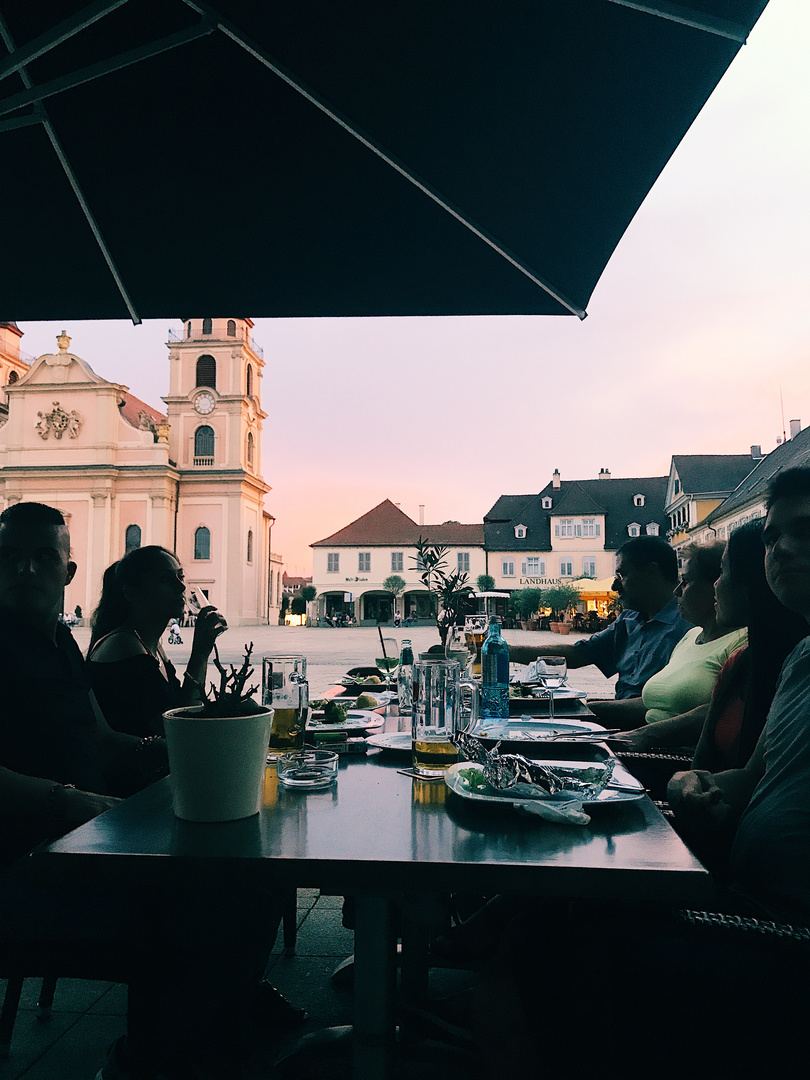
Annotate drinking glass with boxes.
[411,659,461,776]
[262,655,309,760]
[375,638,399,680]
[464,614,487,677]
[536,655,567,720]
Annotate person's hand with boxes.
[607,727,656,751]
[667,769,734,828]
[191,605,228,657]
[55,786,121,829]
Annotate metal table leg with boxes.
[352,895,398,1080]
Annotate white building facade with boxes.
[0,319,281,626]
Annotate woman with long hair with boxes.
[87,545,226,736]
[593,540,747,747]
[687,519,809,772]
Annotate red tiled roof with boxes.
[283,573,311,588]
[311,499,483,547]
[119,391,167,429]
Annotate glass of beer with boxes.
[262,655,309,761]
[411,659,461,776]
[464,614,487,677]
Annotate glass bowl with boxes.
[277,750,339,789]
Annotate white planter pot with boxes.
[163,705,274,822]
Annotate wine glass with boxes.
[376,638,399,681]
[536,655,567,719]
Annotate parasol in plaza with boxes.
[0,0,768,323]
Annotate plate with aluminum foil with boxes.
[444,760,645,806]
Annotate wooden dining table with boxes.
[38,745,712,1079]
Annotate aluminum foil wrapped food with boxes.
[452,731,616,800]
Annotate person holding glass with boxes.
[86,546,227,737]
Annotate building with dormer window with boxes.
[0,320,282,625]
[484,469,669,593]
[664,452,761,545]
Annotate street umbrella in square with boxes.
[0,0,768,322]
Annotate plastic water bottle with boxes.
[397,639,414,721]
[481,617,510,721]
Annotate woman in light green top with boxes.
[591,541,746,749]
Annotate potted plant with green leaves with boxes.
[163,643,274,822]
[411,537,474,653]
[510,587,545,630]
[541,585,581,634]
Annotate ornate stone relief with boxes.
[36,401,81,440]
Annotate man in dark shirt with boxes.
[509,536,692,699]
[0,502,283,1080]
[0,501,155,859]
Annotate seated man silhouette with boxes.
[510,536,692,700]
[0,502,289,1080]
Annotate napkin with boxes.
[514,798,590,826]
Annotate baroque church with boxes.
[0,319,283,626]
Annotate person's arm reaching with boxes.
[506,642,588,668]
[0,765,120,833]
[607,703,710,748]
[586,697,648,727]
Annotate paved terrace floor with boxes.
[1,625,615,1078]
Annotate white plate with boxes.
[509,685,586,699]
[366,731,412,753]
[307,709,385,733]
[476,720,604,740]
[444,760,645,806]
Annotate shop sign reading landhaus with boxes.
[519,577,563,586]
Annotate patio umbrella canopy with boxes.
[0,0,768,322]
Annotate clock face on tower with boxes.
[194,391,215,415]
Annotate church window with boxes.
[247,432,255,468]
[194,526,211,560]
[246,363,253,396]
[202,318,212,335]
[247,529,253,563]
[227,320,236,337]
[186,321,192,338]
[194,425,215,465]
[196,355,216,389]
[125,524,141,551]
[7,370,18,384]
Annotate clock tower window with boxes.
[247,432,255,468]
[196,355,216,389]
[202,318,212,335]
[227,320,236,337]
[194,425,215,465]
[194,526,211,560]
[246,363,253,396]
[125,524,141,551]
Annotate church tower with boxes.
[164,318,273,626]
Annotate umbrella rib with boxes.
[0,15,141,324]
[0,0,130,84]
[184,0,587,319]
[604,0,752,43]
[0,22,217,119]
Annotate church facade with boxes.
[0,319,282,626]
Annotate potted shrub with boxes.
[511,587,544,630]
[411,537,474,645]
[541,585,582,635]
[163,644,274,822]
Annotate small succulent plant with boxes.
[195,642,265,716]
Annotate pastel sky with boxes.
[18,0,810,577]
